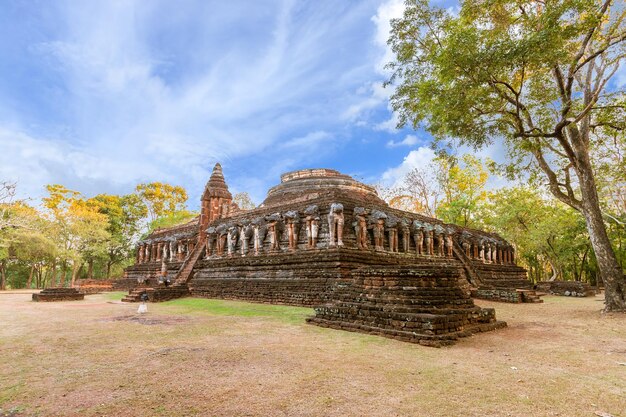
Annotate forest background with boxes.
[1,147,623,290]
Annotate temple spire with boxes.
[200,163,233,235]
[203,163,232,200]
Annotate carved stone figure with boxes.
[265,213,282,251]
[353,207,369,250]
[400,219,411,252]
[327,203,344,247]
[284,211,300,250]
[370,210,387,251]
[434,225,445,256]
[250,217,266,255]
[205,227,216,258]
[239,222,253,256]
[216,225,228,256]
[227,226,238,256]
[386,215,399,253]
[444,230,454,257]
[423,225,434,256]
[161,243,168,262]
[411,220,424,255]
[304,205,320,249]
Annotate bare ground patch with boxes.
[0,292,624,417]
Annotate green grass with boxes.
[104,291,127,301]
[159,297,313,324]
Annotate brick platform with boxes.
[32,288,85,302]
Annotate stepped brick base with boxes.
[307,263,506,347]
[469,262,542,303]
[32,288,84,302]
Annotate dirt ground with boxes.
[0,291,624,417]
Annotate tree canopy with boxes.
[388,0,626,311]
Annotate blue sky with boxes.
[0,0,582,208]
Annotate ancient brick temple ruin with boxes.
[124,164,540,346]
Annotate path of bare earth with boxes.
[0,291,624,417]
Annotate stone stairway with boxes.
[121,284,191,303]
[517,289,544,303]
[173,237,205,285]
[121,288,151,303]
[452,241,483,288]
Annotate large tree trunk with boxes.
[26,264,35,289]
[48,260,56,288]
[87,259,93,279]
[576,160,625,311]
[106,261,112,279]
[70,263,81,288]
[0,260,6,290]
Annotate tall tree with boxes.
[88,194,147,278]
[388,0,626,311]
[135,182,188,222]
[434,154,490,227]
[233,192,256,210]
[43,185,110,287]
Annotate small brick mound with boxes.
[74,279,114,294]
[32,288,84,302]
[535,281,595,297]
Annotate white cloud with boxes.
[371,0,405,74]
[381,146,437,187]
[1,1,389,205]
[386,134,419,148]
[380,142,514,191]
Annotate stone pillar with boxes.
[239,226,249,256]
[387,227,398,252]
[177,240,184,261]
[354,214,369,250]
[486,244,492,263]
[169,241,175,262]
[473,242,479,259]
[445,234,453,257]
[253,226,261,255]
[479,243,485,262]
[413,229,424,255]
[327,203,344,247]
[437,234,445,256]
[374,219,385,251]
[156,242,162,261]
[400,225,410,253]
[424,230,433,256]
[217,233,226,256]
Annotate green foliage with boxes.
[135,182,188,222]
[434,154,490,227]
[87,193,147,277]
[388,0,626,309]
[479,187,595,282]
[147,210,198,236]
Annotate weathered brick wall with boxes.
[74,279,114,294]
[309,264,505,347]
[535,281,595,297]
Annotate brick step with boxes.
[516,289,544,303]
